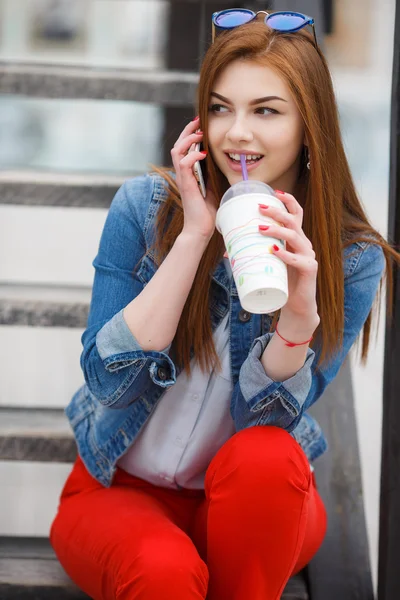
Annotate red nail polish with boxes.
[200,150,208,155]
[259,225,270,231]
[273,244,280,251]
[275,189,285,194]
[258,204,269,209]
[192,115,200,121]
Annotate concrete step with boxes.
[0,297,88,327]
[0,61,198,105]
[0,536,308,599]
[0,408,76,463]
[0,170,126,208]
[0,537,89,598]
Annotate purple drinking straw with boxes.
[240,154,249,181]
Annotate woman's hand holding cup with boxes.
[258,190,319,328]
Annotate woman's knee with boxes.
[206,425,311,494]
[116,537,209,599]
[49,511,65,560]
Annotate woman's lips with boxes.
[224,153,264,172]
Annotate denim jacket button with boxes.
[157,367,168,381]
[238,309,251,323]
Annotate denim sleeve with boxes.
[80,176,177,409]
[231,242,385,431]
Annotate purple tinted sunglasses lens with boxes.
[215,10,254,28]
[267,14,307,31]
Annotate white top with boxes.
[117,310,235,489]
[117,258,314,489]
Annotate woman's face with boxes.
[207,59,305,193]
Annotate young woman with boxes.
[50,11,399,600]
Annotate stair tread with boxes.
[0,170,124,207]
[0,407,76,463]
[0,537,308,598]
[0,61,198,105]
[0,297,88,328]
[0,537,89,597]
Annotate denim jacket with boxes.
[66,173,385,487]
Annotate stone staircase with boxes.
[0,1,374,598]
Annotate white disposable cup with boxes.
[216,181,288,314]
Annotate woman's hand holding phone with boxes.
[170,117,217,243]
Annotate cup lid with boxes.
[220,180,275,207]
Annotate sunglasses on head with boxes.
[212,8,318,51]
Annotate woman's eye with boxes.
[209,104,229,113]
[255,107,278,115]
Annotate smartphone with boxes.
[189,141,207,198]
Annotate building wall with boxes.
[325,0,394,591]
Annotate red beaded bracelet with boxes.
[275,322,313,347]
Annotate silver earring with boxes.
[306,148,311,170]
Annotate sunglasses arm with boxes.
[311,23,319,51]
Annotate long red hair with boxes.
[148,22,399,376]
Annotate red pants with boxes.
[50,426,327,600]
